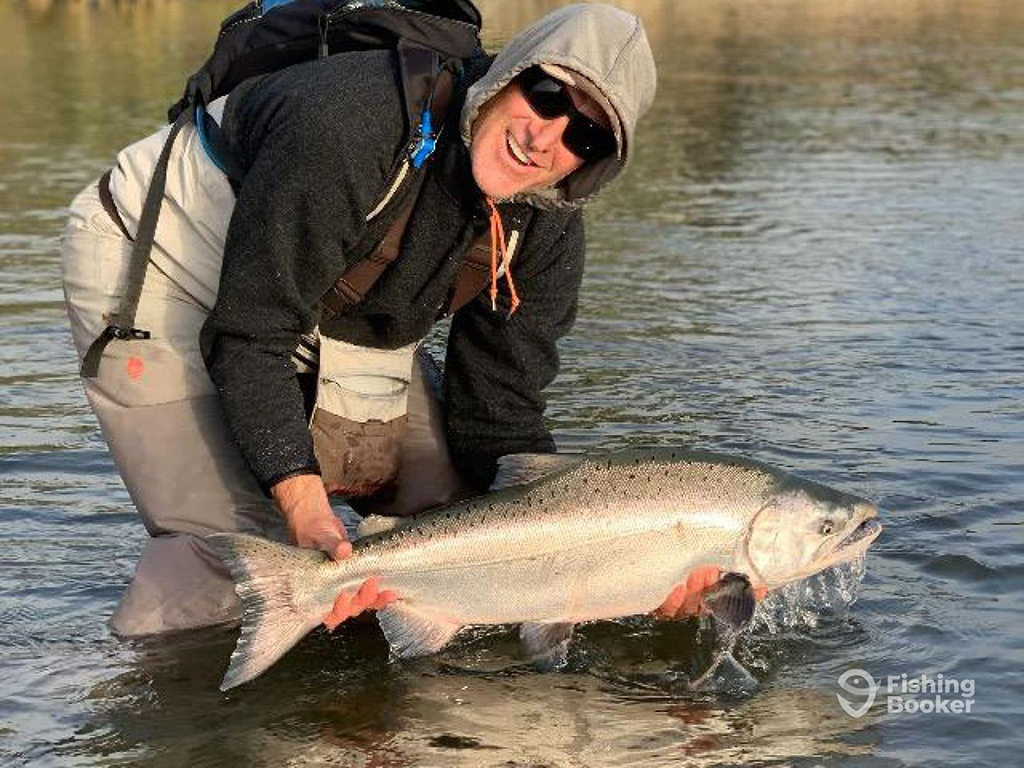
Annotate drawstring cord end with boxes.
[484,196,520,317]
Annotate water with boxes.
[2,0,1022,765]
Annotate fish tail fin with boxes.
[207,532,328,691]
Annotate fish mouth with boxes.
[814,508,882,572]
[839,517,883,549]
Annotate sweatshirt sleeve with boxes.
[443,210,586,490]
[199,54,405,491]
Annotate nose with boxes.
[526,114,570,153]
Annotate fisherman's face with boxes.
[470,76,610,199]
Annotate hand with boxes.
[655,566,769,620]
[272,473,352,560]
[322,576,398,631]
[270,473,397,628]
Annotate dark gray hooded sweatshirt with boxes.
[202,3,656,492]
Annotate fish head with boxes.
[741,477,881,590]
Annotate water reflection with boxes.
[62,620,878,767]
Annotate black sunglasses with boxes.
[514,66,617,163]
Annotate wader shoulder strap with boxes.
[81,109,192,378]
[440,226,492,317]
[318,180,422,321]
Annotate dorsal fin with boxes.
[491,452,583,491]
[354,514,408,539]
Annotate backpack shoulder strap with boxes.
[439,225,491,317]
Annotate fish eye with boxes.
[819,520,835,536]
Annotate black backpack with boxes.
[82,0,486,377]
[170,0,482,124]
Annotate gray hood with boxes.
[461,3,657,209]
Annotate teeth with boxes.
[506,132,532,165]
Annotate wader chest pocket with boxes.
[308,336,418,498]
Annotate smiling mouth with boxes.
[506,131,536,167]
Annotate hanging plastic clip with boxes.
[410,67,444,169]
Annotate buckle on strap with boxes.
[80,324,151,378]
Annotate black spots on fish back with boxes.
[475,503,495,525]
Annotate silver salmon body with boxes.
[210,449,881,690]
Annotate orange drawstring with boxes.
[485,196,520,316]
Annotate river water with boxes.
[1,0,1022,765]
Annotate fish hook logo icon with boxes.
[837,668,878,718]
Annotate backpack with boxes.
[82,0,490,378]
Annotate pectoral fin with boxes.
[376,603,462,658]
[702,572,756,631]
[519,622,574,670]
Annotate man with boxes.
[63,3,720,637]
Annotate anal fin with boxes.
[519,622,574,671]
[377,603,462,659]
